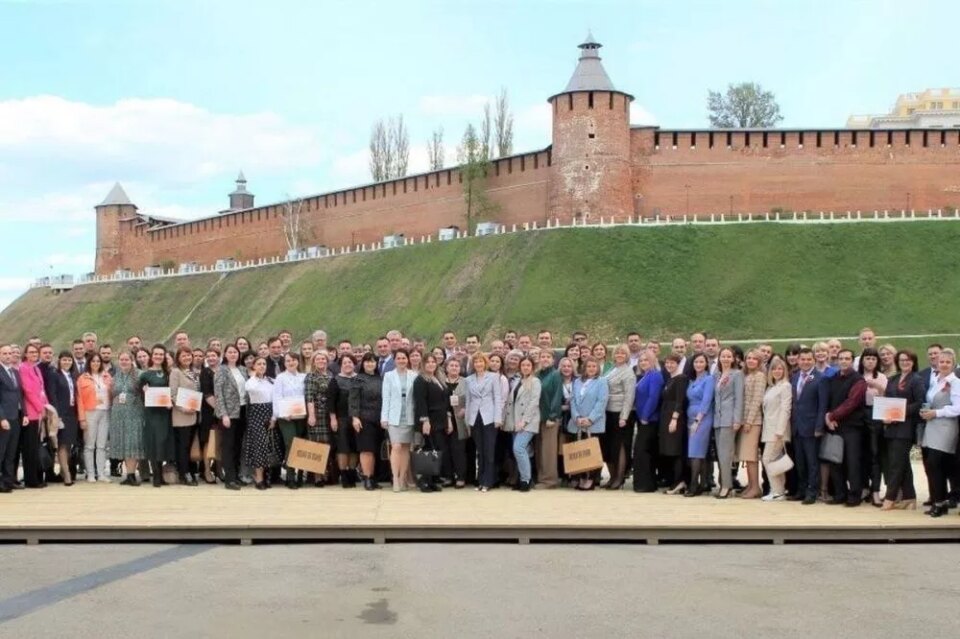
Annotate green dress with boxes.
[139,369,174,462]
[108,369,145,459]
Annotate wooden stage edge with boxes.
[3,524,960,545]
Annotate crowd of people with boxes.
[1,326,958,516]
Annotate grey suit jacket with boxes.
[605,364,636,421]
[465,372,503,427]
[213,365,248,419]
[504,377,542,433]
[713,369,744,429]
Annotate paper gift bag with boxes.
[279,396,307,419]
[189,434,203,462]
[286,437,330,475]
[176,388,203,412]
[562,435,604,475]
[205,428,220,461]
[144,387,172,408]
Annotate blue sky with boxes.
[0,0,956,310]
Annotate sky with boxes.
[0,0,957,311]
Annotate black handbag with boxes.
[38,440,55,472]
[412,447,442,477]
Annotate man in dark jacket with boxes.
[824,350,867,507]
[790,348,829,504]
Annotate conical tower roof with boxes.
[550,32,633,100]
[99,182,134,206]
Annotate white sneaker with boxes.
[761,492,785,502]
[98,475,111,483]
[86,476,97,483]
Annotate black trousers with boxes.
[20,420,42,487]
[632,422,659,492]
[219,408,246,484]
[422,422,452,483]
[863,421,885,493]
[794,435,819,498]
[948,451,960,499]
[472,416,497,489]
[884,438,916,501]
[923,447,952,504]
[447,433,467,481]
[174,423,198,477]
[0,414,19,488]
[829,425,863,502]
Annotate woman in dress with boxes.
[244,357,279,490]
[632,350,664,493]
[881,349,924,511]
[49,351,80,486]
[272,352,307,489]
[659,355,689,494]
[738,349,766,499]
[305,351,334,487]
[108,351,144,486]
[602,344,636,490]
[760,356,792,501]
[381,349,416,492]
[918,348,960,517]
[213,343,247,490]
[169,347,200,486]
[859,347,888,507]
[444,357,469,488]
[329,354,360,488]
[413,353,453,492]
[140,344,173,488]
[685,353,714,497]
[77,350,111,484]
[504,356,541,492]
[349,352,383,490]
[466,352,503,493]
[569,356,609,491]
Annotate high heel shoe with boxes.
[880,499,896,511]
[894,499,916,510]
[683,486,703,498]
[605,480,623,491]
[926,503,948,517]
[665,482,686,495]
[715,488,731,499]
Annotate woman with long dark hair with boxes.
[49,350,80,486]
[859,347,888,507]
[140,344,173,487]
[272,351,307,489]
[244,356,280,490]
[685,353,714,497]
[329,354,360,488]
[381,349,416,492]
[77,350,111,484]
[214,343,247,490]
[413,353,454,492]
[659,355,689,494]
[881,349,924,511]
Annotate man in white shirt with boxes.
[626,332,644,370]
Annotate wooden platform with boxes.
[2,482,958,544]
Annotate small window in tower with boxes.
[609,92,614,109]
[887,131,893,146]
[584,165,589,170]
[588,92,594,109]
[833,131,839,146]
[869,131,875,147]
[816,131,822,148]
[568,94,573,111]
[588,133,595,139]
[905,130,911,146]
[708,132,714,148]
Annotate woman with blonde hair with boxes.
[919,348,960,517]
[465,352,503,492]
[569,356,609,490]
[602,344,636,490]
[878,344,898,378]
[503,355,541,492]
[738,349,766,499]
[760,356,793,501]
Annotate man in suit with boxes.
[790,347,829,505]
[375,337,394,376]
[264,337,284,379]
[0,344,27,493]
[703,335,720,376]
[71,339,86,374]
[918,343,943,394]
[626,332,644,370]
[824,349,867,507]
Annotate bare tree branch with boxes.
[281,195,307,252]
[390,114,409,178]
[427,126,445,170]
[369,120,389,181]
[494,87,514,158]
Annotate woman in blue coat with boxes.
[569,356,609,491]
[632,350,664,492]
[685,353,715,497]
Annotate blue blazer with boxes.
[634,371,664,423]
[790,369,828,437]
[569,377,609,434]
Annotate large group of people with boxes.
[1,326,958,516]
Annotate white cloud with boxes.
[0,96,324,186]
[630,103,658,126]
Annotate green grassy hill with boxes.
[2,222,959,353]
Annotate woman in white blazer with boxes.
[466,353,503,492]
[761,356,793,501]
[380,349,416,492]
[504,356,542,492]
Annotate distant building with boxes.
[847,88,960,128]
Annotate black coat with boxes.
[413,375,450,431]
[883,373,925,440]
[349,372,382,424]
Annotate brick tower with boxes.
[94,182,137,274]
[548,33,633,222]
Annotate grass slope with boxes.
[2,222,959,351]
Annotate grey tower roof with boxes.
[99,182,133,206]
[563,31,616,93]
[230,171,252,196]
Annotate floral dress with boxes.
[108,369,144,459]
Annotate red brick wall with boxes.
[549,91,632,221]
[102,150,552,272]
[632,128,960,216]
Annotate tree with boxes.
[707,82,783,128]
[368,115,409,181]
[479,102,492,161]
[427,126,445,170]
[493,87,514,158]
[280,195,309,253]
[457,124,498,233]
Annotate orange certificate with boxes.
[175,388,203,412]
[145,387,172,408]
[872,397,906,422]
